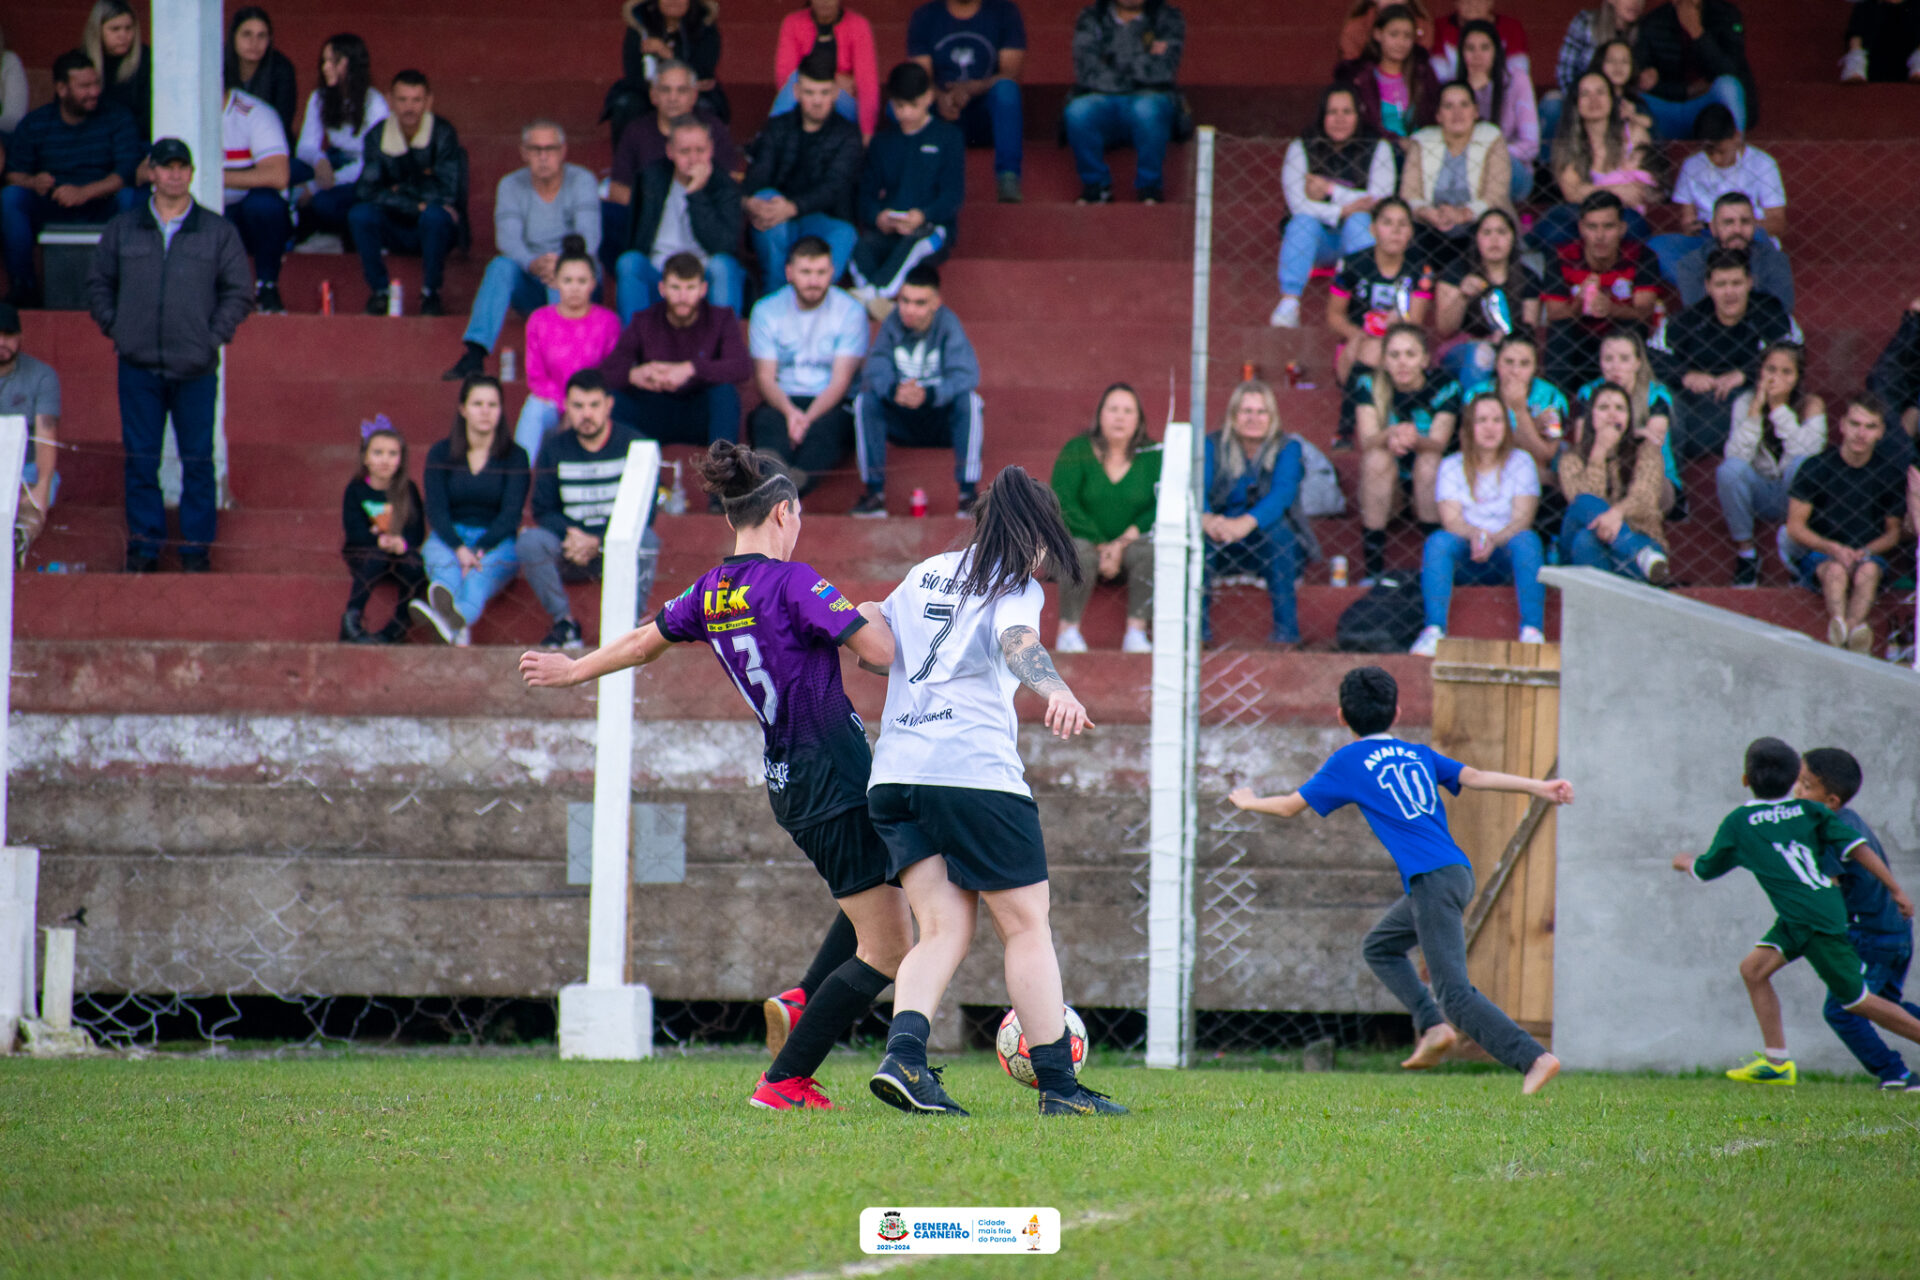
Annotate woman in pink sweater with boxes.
[770,0,880,138]
[515,238,623,462]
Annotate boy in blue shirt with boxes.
[1229,665,1572,1095]
[1797,747,1920,1090]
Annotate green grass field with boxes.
[3,1047,1917,1279]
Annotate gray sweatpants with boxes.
[516,525,661,625]
[1361,862,1545,1073]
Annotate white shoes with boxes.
[1055,624,1089,654]
[1634,546,1671,585]
[1519,625,1545,645]
[1840,47,1868,83]
[409,583,468,644]
[1269,296,1301,328]
[1410,625,1444,658]
[1122,627,1153,654]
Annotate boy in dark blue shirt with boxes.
[1798,747,1920,1091]
[907,0,1028,199]
[1229,665,1572,1095]
[849,63,965,314]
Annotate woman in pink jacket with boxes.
[771,0,880,138]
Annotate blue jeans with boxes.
[1421,529,1545,631]
[465,256,557,351]
[1063,91,1176,191]
[1278,211,1374,298]
[1,185,140,293]
[289,158,361,236]
[1641,76,1746,139]
[1715,454,1803,544]
[748,200,857,287]
[348,202,457,294]
[225,188,293,286]
[1204,524,1299,644]
[769,72,860,125]
[1823,932,1920,1083]
[422,523,521,628]
[515,394,563,463]
[615,250,743,325]
[1647,227,1778,285]
[955,78,1024,176]
[118,361,218,559]
[1532,201,1653,249]
[1557,492,1662,579]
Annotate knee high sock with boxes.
[797,911,859,1000]
[1363,529,1388,578]
[767,957,894,1083]
[886,1009,932,1069]
[1027,1031,1079,1095]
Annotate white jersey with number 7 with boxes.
[870,550,1046,798]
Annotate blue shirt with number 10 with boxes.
[1298,735,1469,890]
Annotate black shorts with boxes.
[868,783,1049,892]
[788,806,895,900]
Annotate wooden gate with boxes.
[1430,638,1559,1047]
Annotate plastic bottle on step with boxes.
[388,282,404,317]
[910,488,928,518]
[500,348,517,383]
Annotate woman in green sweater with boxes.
[1048,384,1163,653]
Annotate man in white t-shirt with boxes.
[1649,102,1786,293]
[221,88,292,313]
[746,235,869,491]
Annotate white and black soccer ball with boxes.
[995,1006,1088,1088]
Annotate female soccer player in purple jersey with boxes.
[520,442,908,1111]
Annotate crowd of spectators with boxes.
[0,0,1915,660]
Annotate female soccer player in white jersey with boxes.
[862,466,1128,1118]
[520,442,910,1112]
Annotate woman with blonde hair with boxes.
[83,1,150,140]
[1351,323,1462,580]
[1203,381,1308,647]
[1412,392,1546,655]
[1049,383,1162,654]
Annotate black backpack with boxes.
[1335,574,1425,653]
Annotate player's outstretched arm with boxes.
[999,625,1093,739]
[847,602,895,675]
[1459,767,1574,806]
[1228,787,1308,819]
[520,621,672,689]
[1671,852,1697,874]
[1850,844,1916,919]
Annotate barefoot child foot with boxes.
[1521,1052,1561,1095]
[1401,1022,1458,1069]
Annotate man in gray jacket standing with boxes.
[87,139,253,572]
[850,264,983,517]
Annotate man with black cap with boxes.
[87,139,253,573]
[0,303,62,558]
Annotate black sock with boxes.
[463,340,486,361]
[1363,529,1387,578]
[767,956,893,1083]
[796,911,858,1000]
[1028,1030,1079,1095]
[886,1009,931,1069]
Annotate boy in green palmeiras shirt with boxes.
[1673,736,1920,1085]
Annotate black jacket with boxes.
[1868,308,1920,423]
[742,110,864,224]
[630,159,743,258]
[86,200,253,380]
[1635,1,1758,128]
[356,116,471,235]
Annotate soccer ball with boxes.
[995,1006,1088,1088]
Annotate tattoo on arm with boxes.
[999,625,1069,696]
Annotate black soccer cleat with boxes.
[870,1053,970,1116]
[1038,1085,1129,1117]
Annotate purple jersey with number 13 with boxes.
[655,554,873,831]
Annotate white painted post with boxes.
[1147,420,1198,1068]
[1187,129,1215,451]
[0,414,23,844]
[151,0,231,506]
[0,414,34,1053]
[559,441,660,1060]
[40,928,75,1033]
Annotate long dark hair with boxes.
[1464,206,1520,279]
[359,426,415,537]
[695,440,800,528]
[957,466,1082,600]
[449,375,510,465]
[1088,383,1151,462]
[318,32,373,134]
[223,6,274,90]
[1454,18,1508,123]
[1571,379,1646,495]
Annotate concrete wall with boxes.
[1545,568,1920,1074]
[16,713,1408,1016]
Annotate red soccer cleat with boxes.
[763,987,806,1057]
[750,1073,835,1111]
